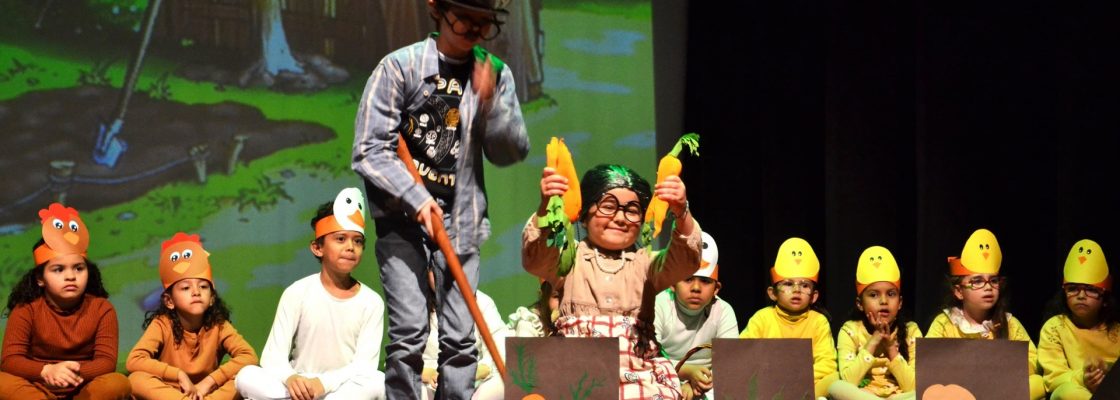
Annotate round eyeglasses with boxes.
[1063,283,1104,299]
[960,276,1004,290]
[775,280,815,293]
[442,9,503,41]
[593,194,643,224]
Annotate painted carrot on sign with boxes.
[644,133,699,238]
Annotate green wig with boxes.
[578,164,652,222]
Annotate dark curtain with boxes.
[681,2,1120,337]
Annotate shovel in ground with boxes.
[93,0,163,168]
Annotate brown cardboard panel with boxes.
[712,338,814,400]
[916,338,1029,400]
[503,337,620,399]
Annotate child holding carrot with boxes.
[523,162,701,399]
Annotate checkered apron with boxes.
[555,315,683,400]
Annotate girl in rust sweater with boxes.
[0,203,131,400]
[126,233,257,400]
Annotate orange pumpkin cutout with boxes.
[922,384,976,400]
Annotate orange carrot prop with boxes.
[643,133,700,239]
[395,135,507,380]
[540,137,581,272]
[545,137,581,222]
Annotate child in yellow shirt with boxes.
[925,228,1045,400]
[829,246,921,400]
[740,237,838,398]
[1038,239,1118,400]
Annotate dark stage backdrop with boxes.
[680,2,1120,338]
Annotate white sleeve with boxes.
[423,310,439,370]
[477,292,509,371]
[507,307,545,338]
[317,291,386,392]
[716,299,740,339]
[259,282,303,380]
[653,290,673,344]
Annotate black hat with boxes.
[440,0,509,15]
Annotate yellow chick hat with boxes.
[771,237,820,283]
[159,232,213,289]
[856,246,901,294]
[1063,239,1111,290]
[694,231,719,280]
[948,228,1002,276]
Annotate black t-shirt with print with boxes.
[400,55,473,208]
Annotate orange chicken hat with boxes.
[33,203,90,265]
[159,233,213,289]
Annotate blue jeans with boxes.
[376,217,480,400]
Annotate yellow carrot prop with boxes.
[644,133,699,238]
[539,137,581,272]
[545,137,581,222]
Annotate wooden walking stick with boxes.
[395,135,507,380]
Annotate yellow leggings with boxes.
[1048,382,1092,400]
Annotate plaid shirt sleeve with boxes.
[352,49,433,218]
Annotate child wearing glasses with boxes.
[740,237,838,399]
[352,0,529,398]
[1038,239,1118,400]
[524,163,701,399]
[926,228,1045,400]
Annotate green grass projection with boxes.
[0,4,656,370]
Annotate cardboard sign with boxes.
[503,337,620,399]
[916,338,1028,400]
[712,338,814,400]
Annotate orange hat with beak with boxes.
[33,203,90,265]
[314,187,367,239]
[159,233,212,289]
[694,232,720,280]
